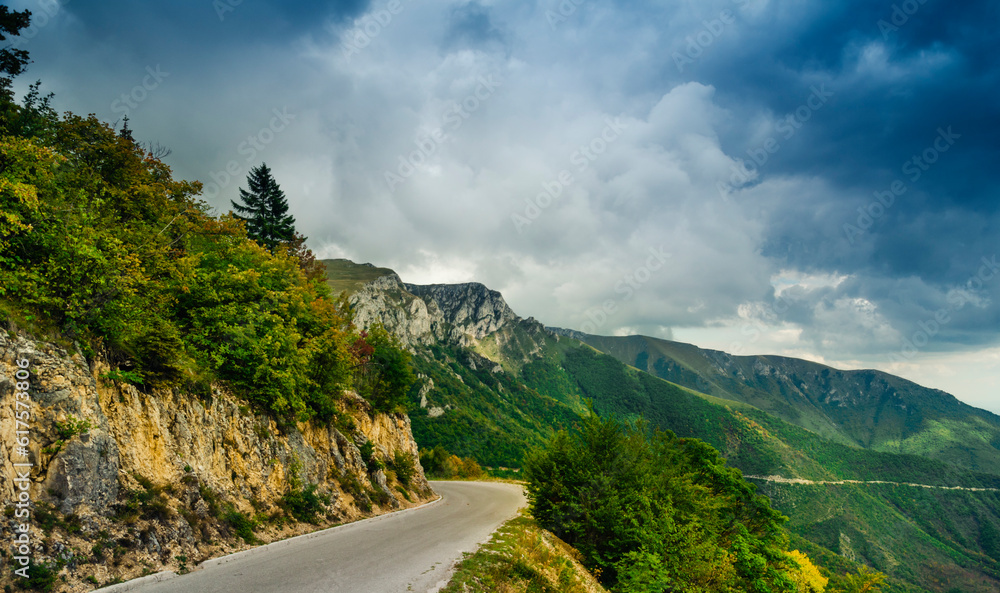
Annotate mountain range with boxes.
[324,258,1000,593]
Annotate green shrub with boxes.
[279,484,327,524]
[220,505,257,543]
[32,502,59,534]
[115,474,171,522]
[369,486,391,508]
[17,562,57,591]
[338,473,364,499]
[101,369,144,385]
[359,440,384,472]
[391,450,416,486]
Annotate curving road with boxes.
[120,481,525,593]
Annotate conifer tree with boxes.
[231,163,298,251]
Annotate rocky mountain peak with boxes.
[404,282,517,342]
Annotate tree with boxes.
[835,566,885,593]
[0,5,31,102]
[0,5,31,130]
[349,324,415,413]
[230,163,298,251]
[119,114,134,142]
[786,550,828,593]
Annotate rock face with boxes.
[349,273,521,349]
[0,332,432,591]
[350,273,446,347]
[404,283,517,343]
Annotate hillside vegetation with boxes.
[525,409,817,592]
[0,91,413,423]
[408,344,582,468]
[573,333,1000,476]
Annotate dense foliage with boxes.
[524,409,821,592]
[419,445,485,479]
[351,324,415,414]
[408,345,580,467]
[0,83,411,420]
[0,6,30,103]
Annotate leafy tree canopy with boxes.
[0,5,31,102]
[0,81,411,423]
[525,408,810,592]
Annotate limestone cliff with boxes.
[348,273,447,347]
[0,332,432,592]
[403,282,518,344]
[346,268,553,367]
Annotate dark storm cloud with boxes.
[679,0,1000,211]
[62,1,371,44]
[652,0,1000,352]
[7,0,1000,406]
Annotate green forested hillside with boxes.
[572,333,1000,476]
[522,345,1000,592]
[407,344,582,467]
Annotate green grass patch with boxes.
[320,259,396,296]
[441,513,606,593]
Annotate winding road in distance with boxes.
[120,481,525,593]
[743,475,1000,492]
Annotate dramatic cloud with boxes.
[11,0,1000,411]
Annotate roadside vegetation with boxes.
[441,512,608,593]
[419,445,486,480]
[524,408,887,593]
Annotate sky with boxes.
[8,0,1000,412]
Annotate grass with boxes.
[440,512,607,593]
[320,259,397,296]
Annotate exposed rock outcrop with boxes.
[404,283,517,343]
[348,269,557,375]
[0,332,432,592]
[349,273,446,347]
[348,272,522,350]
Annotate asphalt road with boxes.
[124,481,525,593]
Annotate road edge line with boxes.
[89,494,444,592]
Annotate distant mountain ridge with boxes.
[553,330,1000,476]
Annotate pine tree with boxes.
[119,115,134,142]
[231,163,298,251]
